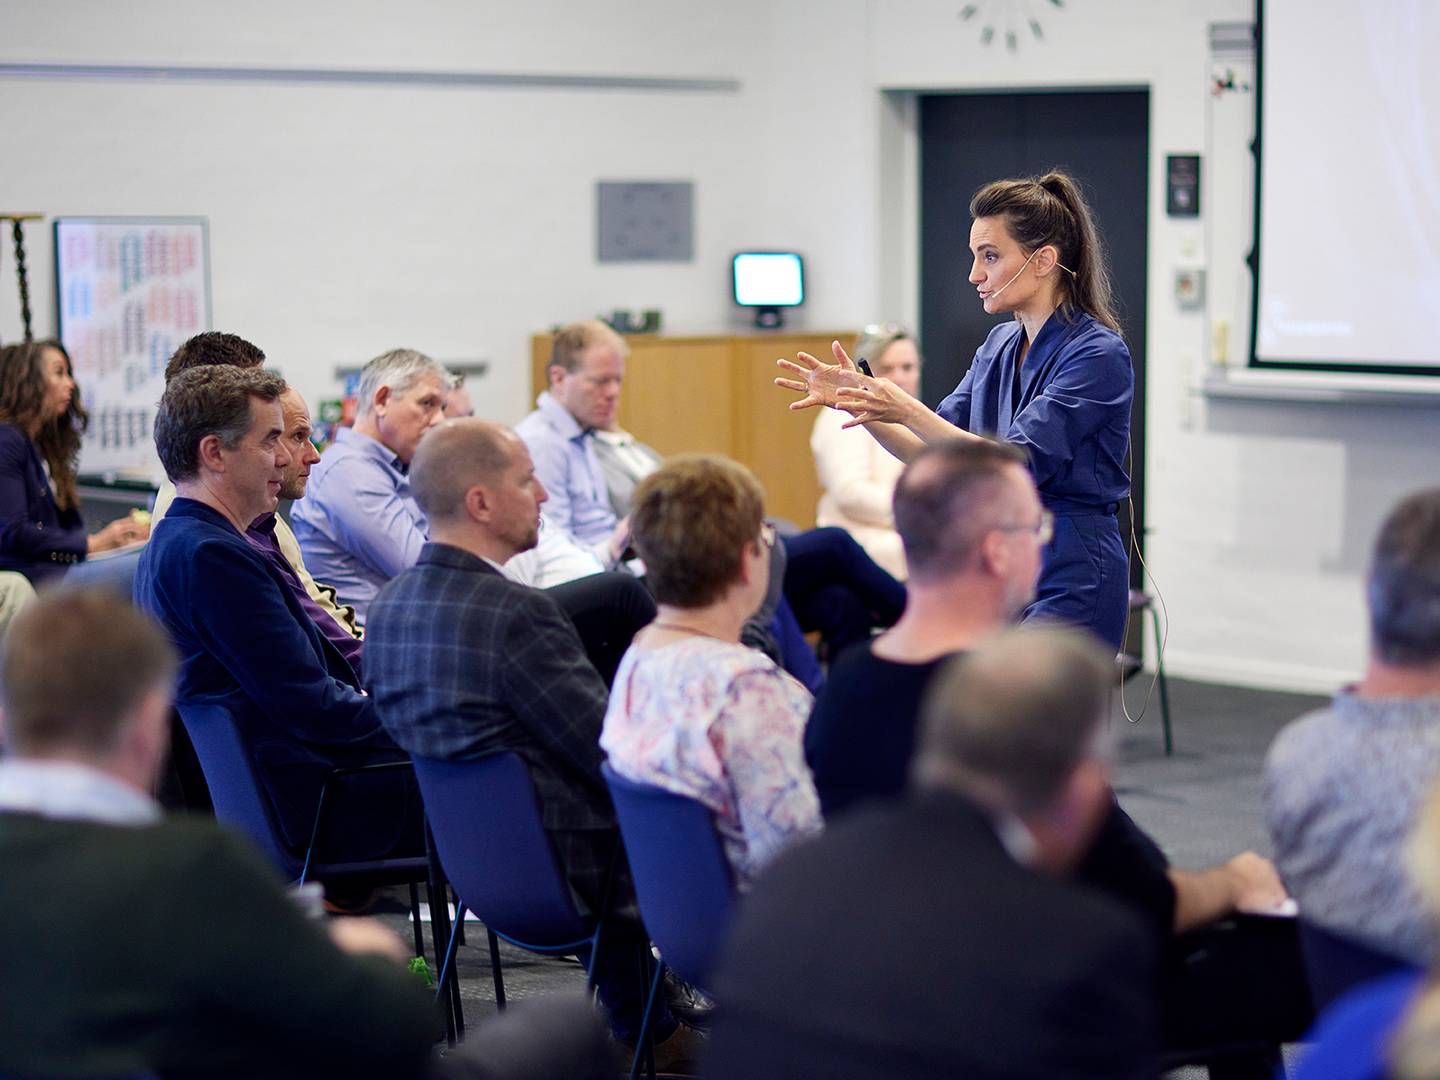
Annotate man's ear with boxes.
[547,364,566,391]
[372,384,392,417]
[464,484,491,524]
[978,528,1008,577]
[196,433,227,473]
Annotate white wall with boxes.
[869,0,1440,692]
[4,0,1434,690]
[0,0,877,421]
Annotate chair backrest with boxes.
[1299,919,1422,1013]
[175,701,301,879]
[601,762,736,990]
[412,753,592,947]
[65,545,144,596]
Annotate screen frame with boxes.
[1247,0,1440,377]
[731,251,806,309]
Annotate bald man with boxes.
[363,419,696,1067]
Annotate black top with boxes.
[704,791,1159,1080]
[0,422,87,582]
[805,642,1178,935]
[0,812,435,1079]
[805,642,949,817]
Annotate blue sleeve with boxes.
[1006,334,1132,487]
[0,429,88,562]
[523,428,579,535]
[181,538,379,747]
[321,457,426,580]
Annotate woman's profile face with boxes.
[39,347,76,422]
[874,339,922,397]
[968,215,1039,316]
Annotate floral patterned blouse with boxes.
[601,636,822,889]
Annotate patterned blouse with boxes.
[601,636,822,889]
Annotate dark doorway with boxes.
[918,89,1150,644]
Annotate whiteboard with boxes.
[54,217,211,479]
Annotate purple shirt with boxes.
[246,513,365,677]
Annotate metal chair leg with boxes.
[435,904,466,1001]
[488,928,506,1010]
[628,955,667,1080]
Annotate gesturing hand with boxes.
[834,376,918,430]
[774,340,866,412]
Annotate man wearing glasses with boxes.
[805,437,1305,1074]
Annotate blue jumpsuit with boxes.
[937,309,1133,650]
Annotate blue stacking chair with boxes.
[602,763,737,1079]
[175,702,434,961]
[414,753,620,1011]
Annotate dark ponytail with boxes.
[969,169,1121,333]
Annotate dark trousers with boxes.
[545,572,657,687]
[781,527,907,658]
[1161,915,1314,1073]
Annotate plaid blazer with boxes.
[365,542,614,832]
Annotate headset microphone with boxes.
[985,248,1039,302]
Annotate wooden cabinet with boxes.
[530,331,856,529]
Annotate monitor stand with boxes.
[752,306,784,330]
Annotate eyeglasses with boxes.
[996,509,1054,545]
[757,521,777,551]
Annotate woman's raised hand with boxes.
[834,375,920,429]
[774,340,866,411]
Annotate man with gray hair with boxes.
[293,347,450,622]
[1267,488,1440,967]
[706,626,1158,1080]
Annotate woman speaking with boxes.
[777,171,1133,650]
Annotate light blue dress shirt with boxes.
[514,392,617,550]
[290,427,427,624]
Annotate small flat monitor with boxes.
[732,252,804,329]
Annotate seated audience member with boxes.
[592,420,661,521]
[0,588,434,1079]
[0,339,148,584]
[809,324,917,580]
[704,627,1159,1080]
[364,418,698,1068]
[805,438,1307,1060]
[1267,488,1440,967]
[135,366,411,859]
[520,319,906,660]
[1290,777,1440,1080]
[293,347,448,623]
[151,330,362,641]
[601,455,821,888]
[294,349,647,681]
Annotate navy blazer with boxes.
[365,542,614,833]
[135,497,396,849]
[0,423,88,583]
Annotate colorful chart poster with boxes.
[54,217,211,479]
